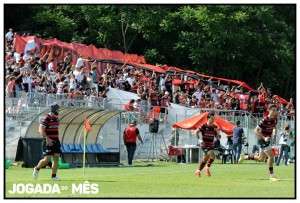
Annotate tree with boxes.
[4,4,295,99]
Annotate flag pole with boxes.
[83,128,86,174]
[83,116,92,174]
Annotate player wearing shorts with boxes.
[238,104,279,181]
[33,103,61,181]
[194,112,220,177]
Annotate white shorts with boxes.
[260,145,272,152]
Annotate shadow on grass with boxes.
[121,163,169,167]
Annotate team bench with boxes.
[61,143,120,166]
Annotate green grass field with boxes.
[5,160,295,198]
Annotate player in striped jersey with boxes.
[238,104,279,181]
[33,103,62,181]
[194,112,220,177]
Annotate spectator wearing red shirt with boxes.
[124,99,135,111]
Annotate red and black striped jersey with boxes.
[40,114,59,139]
[257,116,277,137]
[199,123,219,147]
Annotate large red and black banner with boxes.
[13,34,146,73]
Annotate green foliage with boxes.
[4,5,295,99]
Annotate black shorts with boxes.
[258,139,271,148]
[201,147,214,154]
[43,138,61,156]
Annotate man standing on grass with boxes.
[194,112,220,177]
[238,104,279,181]
[33,103,61,181]
[123,120,143,167]
[232,120,245,164]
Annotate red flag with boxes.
[84,116,92,132]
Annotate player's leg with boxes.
[265,148,279,181]
[195,150,210,177]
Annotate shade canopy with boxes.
[172,112,234,135]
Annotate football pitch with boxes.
[5,160,295,198]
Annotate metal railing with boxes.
[5,90,293,147]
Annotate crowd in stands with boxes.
[5,28,295,121]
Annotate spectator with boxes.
[189,96,198,108]
[123,80,131,92]
[160,91,171,122]
[5,76,16,99]
[133,98,142,112]
[90,63,98,94]
[178,91,188,106]
[123,120,143,167]
[159,74,166,92]
[63,53,72,64]
[124,99,135,111]
[75,55,86,68]
[5,28,14,46]
[285,98,294,120]
[23,50,33,62]
[276,123,293,166]
[187,83,196,98]
[148,88,159,108]
[211,89,219,103]
[232,121,245,164]
[165,75,173,102]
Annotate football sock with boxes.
[198,161,206,171]
[206,158,214,167]
[269,167,274,175]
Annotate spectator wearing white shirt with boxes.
[13,51,21,64]
[159,74,166,92]
[69,73,77,91]
[75,55,86,68]
[125,74,134,86]
[48,58,57,81]
[22,71,33,93]
[5,28,14,45]
[48,59,55,73]
[23,50,32,62]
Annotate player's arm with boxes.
[194,128,201,139]
[215,129,220,140]
[194,128,204,146]
[39,124,52,145]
